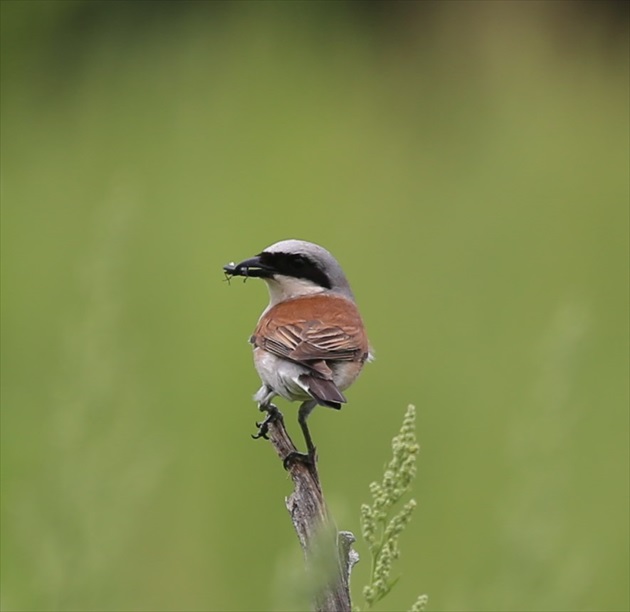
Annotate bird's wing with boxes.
[251,295,369,373]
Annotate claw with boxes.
[282,447,317,471]
[251,404,282,441]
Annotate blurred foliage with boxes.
[1,2,628,611]
[360,405,422,611]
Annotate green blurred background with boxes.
[1,1,628,611]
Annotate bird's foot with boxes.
[282,446,317,471]
[251,403,282,440]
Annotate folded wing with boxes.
[251,295,368,363]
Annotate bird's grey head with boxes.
[224,239,355,305]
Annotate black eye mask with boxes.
[258,252,332,289]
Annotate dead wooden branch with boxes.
[264,411,358,612]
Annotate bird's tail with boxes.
[299,374,347,409]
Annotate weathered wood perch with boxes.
[264,410,359,612]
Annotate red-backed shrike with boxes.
[224,239,372,465]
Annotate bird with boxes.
[223,239,372,466]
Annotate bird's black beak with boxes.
[223,255,275,279]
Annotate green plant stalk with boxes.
[359,405,427,611]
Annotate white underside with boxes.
[253,348,360,404]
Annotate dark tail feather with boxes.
[300,375,347,409]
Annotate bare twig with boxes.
[265,411,358,612]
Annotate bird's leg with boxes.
[283,400,318,470]
[298,400,317,456]
[252,387,282,440]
